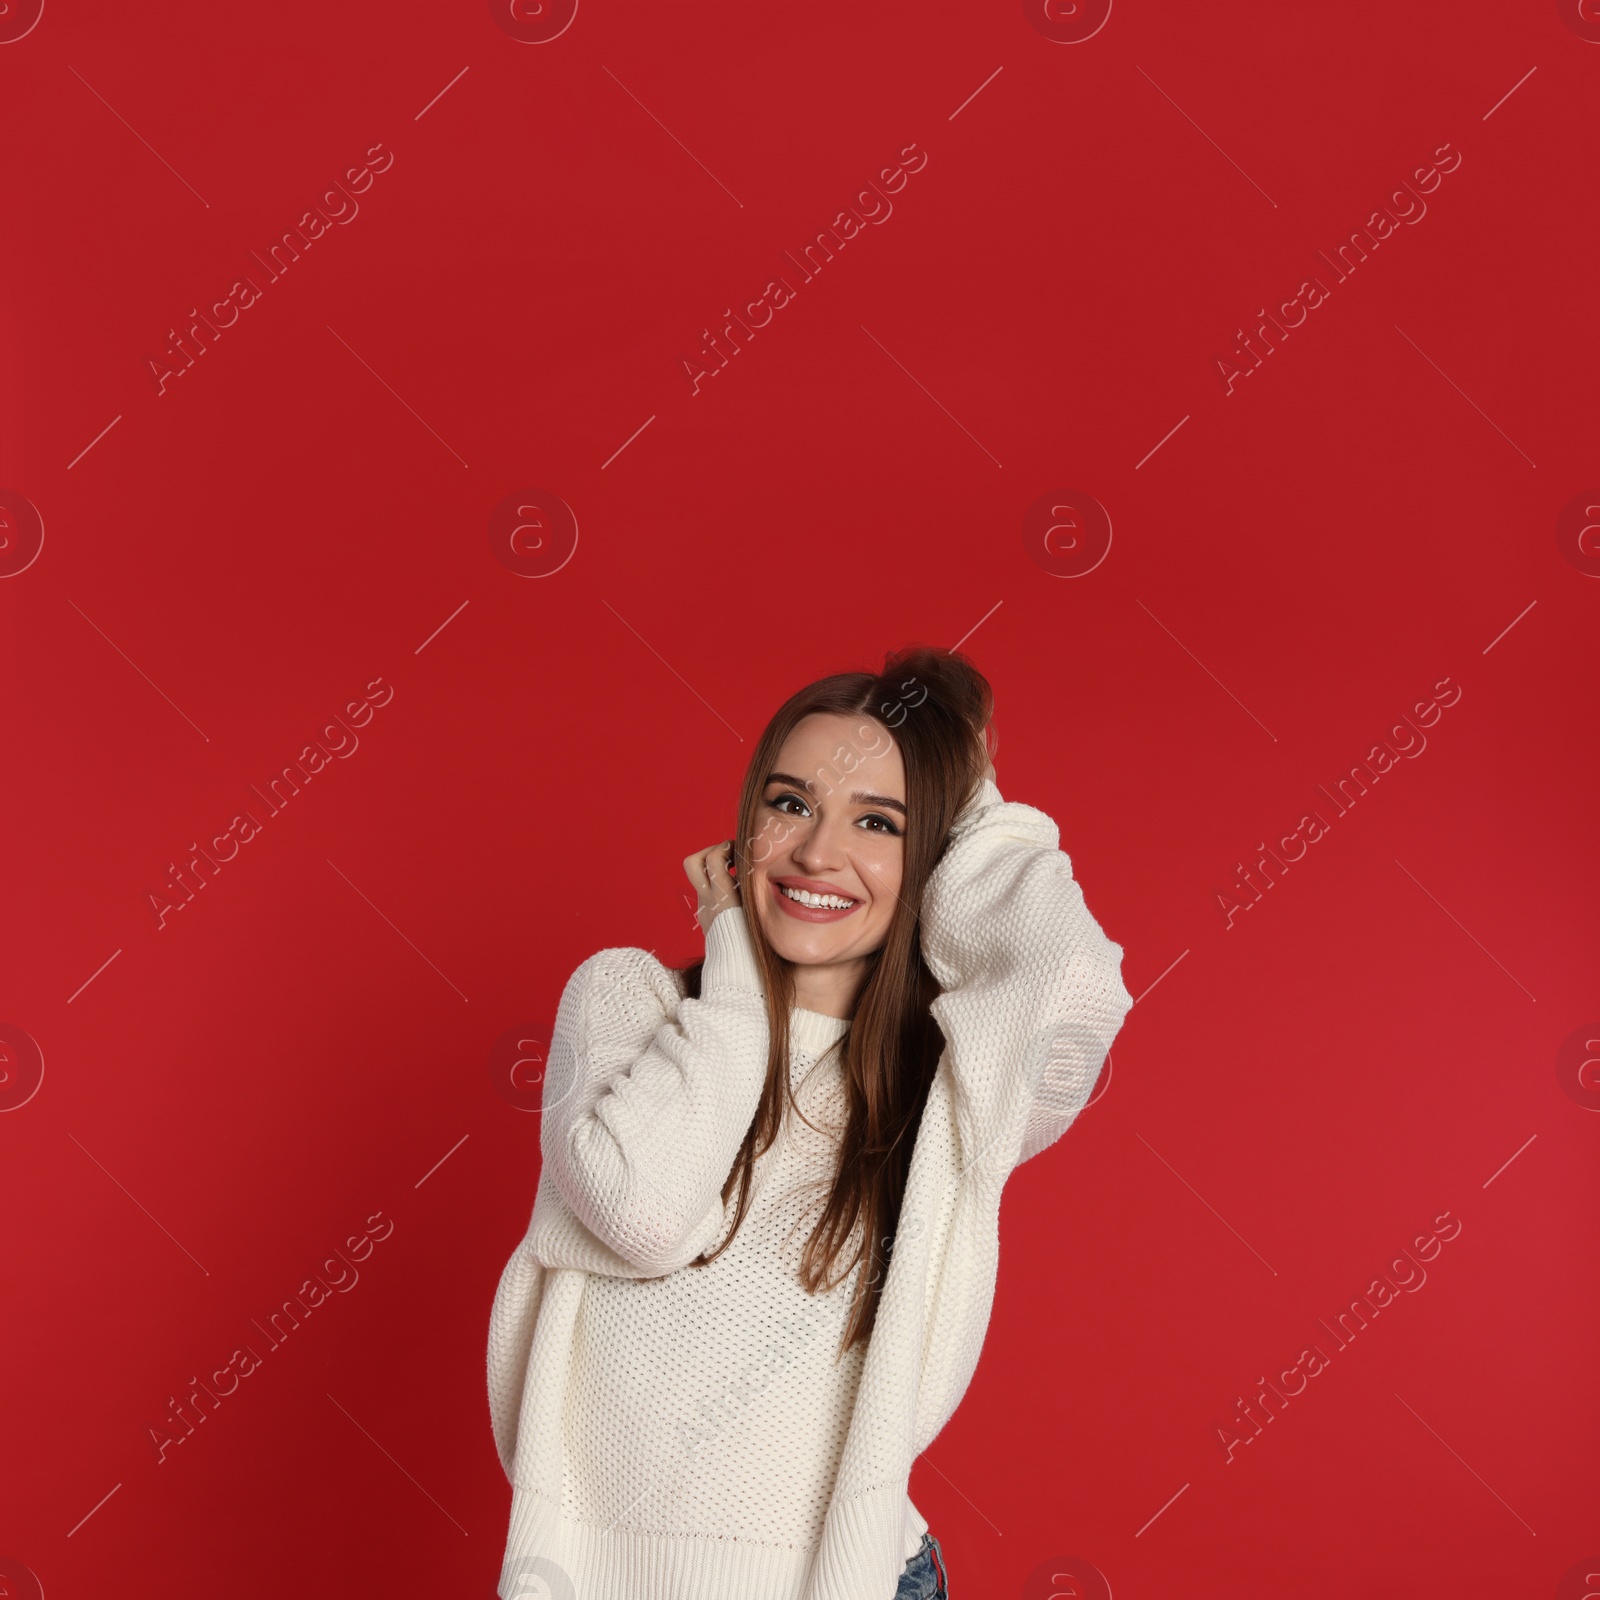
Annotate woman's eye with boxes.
[771,793,809,817]
[857,813,901,836]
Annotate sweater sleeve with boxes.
[537,906,771,1276]
[919,777,1133,1183]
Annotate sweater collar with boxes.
[789,1005,850,1060]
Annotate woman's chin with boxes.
[768,922,884,968]
[757,917,841,965]
[768,931,834,966]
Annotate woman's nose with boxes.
[791,816,848,872]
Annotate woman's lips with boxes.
[769,878,862,923]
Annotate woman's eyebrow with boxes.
[764,771,907,817]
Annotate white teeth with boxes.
[780,884,856,910]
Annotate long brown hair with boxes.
[679,644,994,1353]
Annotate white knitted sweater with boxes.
[486,777,1134,1600]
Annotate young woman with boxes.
[487,646,1133,1600]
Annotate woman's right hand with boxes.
[683,840,740,937]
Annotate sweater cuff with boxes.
[701,906,765,999]
[950,774,1004,839]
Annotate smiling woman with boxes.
[743,724,910,996]
[487,644,1134,1600]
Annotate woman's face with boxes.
[746,711,906,971]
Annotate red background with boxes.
[3,1,1597,1596]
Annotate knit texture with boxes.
[486,777,1134,1600]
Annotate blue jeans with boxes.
[894,1531,949,1599]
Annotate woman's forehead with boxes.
[771,713,904,793]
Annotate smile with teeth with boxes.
[779,885,858,910]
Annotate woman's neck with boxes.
[789,955,868,1020]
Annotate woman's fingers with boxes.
[684,842,738,934]
[702,844,734,903]
[684,844,720,884]
[683,844,725,884]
